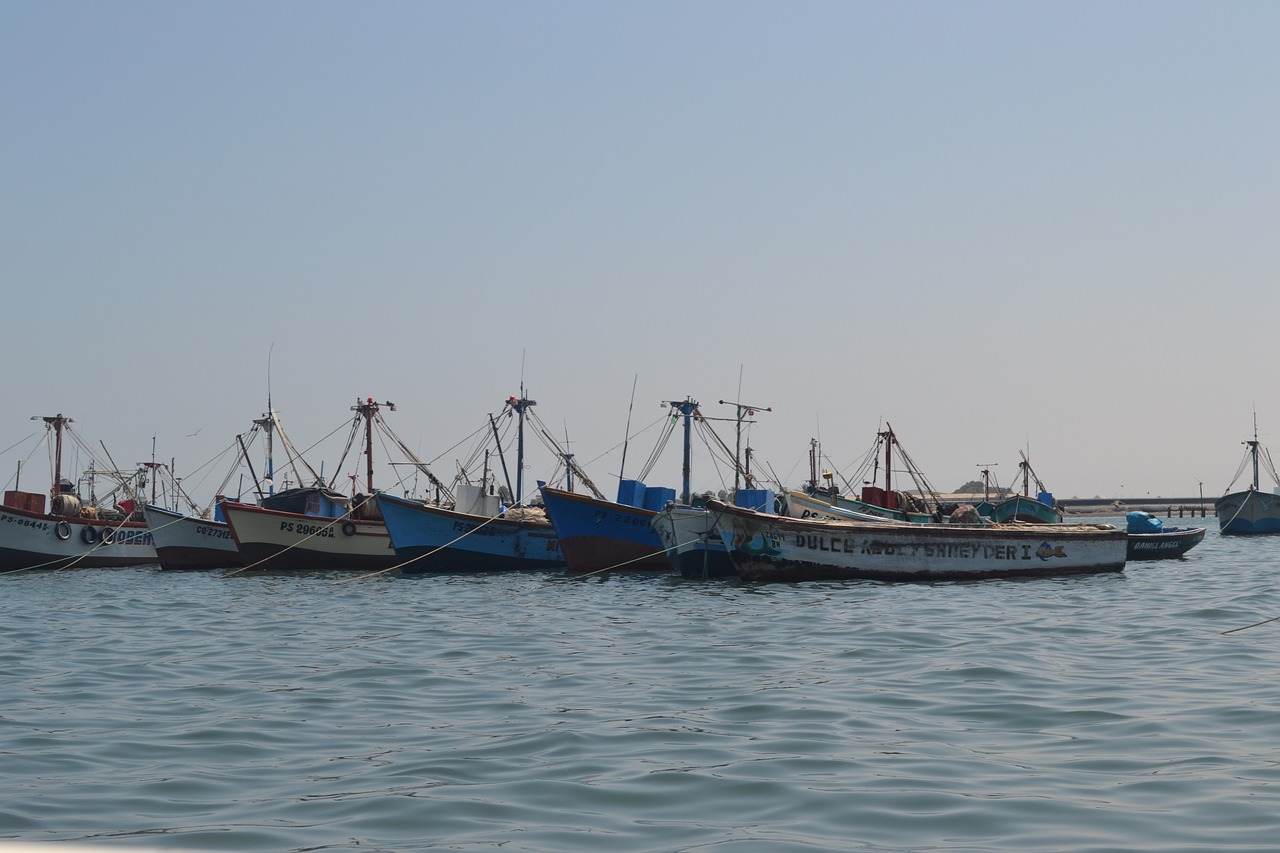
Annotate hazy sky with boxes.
[3,1,1277,505]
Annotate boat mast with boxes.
[1247,417,1261,491]
[719,398,770,493]
[253,409,276,497]
[352,398,395,493]
[505,389,536,505]
[882,423,896,495]
[665,397,699,504]
[808,438,819,492]
[36,414,71,501]
[977,463,997,502]
[488,414,514,499]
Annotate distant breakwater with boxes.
[1059,496,1213,518]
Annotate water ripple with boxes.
[2,527,1280,851]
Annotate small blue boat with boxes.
[989,451,1063,524]
[1125,512,1206,560]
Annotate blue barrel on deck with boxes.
[1037,491,1054,507]
[617,479,646,508]
[735,488,776,514]
[643,487,676,511]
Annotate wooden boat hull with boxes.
[828,493,933,523]
[376,493,564,573]
[0,503,156,570]
[142,504,242,570]
[706,500,1126,583]
[649,504,736,578]
[221,501,396,571]
[990,495,1064,524]
[1126,527,1206,560]
[1215,489,1280,534]
[539,487,671,572]
[783,490,893,523]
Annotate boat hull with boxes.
[0,503,156,570]
[707,500,1126,583]
[650,505,736,578]
[783,490,893,523]
[142,504,242,570]
[221,502,397,571]
[829,493,933,523]
[990,496,1064,524]
[540,487,670,572]
[1126,527,1206,560]
[377,493,564,573]
[1215,490,1280,534]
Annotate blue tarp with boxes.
[1126,511,1163,534]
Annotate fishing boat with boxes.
[221,488,397,571]
[803,428,949,523]
[537,396,691,574]
[0,414,157,570]
[221,398,436,571]
[1215,422,1280,534]
[989,451,1062,524]
[639,397,778,578]
[1124,512,1206,560]
[142,504,240,571]
[542,395,772,574]
[539,484,672,572]
[376,391,572,573]
[142,403,319,571]
[651,502,734,578]
[377,490,563,572]
[706,500,1126,583]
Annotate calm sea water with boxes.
[3,517,1279,853]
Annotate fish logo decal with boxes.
[1035,542,1067,560]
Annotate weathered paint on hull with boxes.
[1126,527,1206,560]
[1216,490,1280,534]
[540,487,670,572]
[559,535,671,573]
[221,502,397,571]
[143,504,242,570]
[708,500,1126,583]
[649,505,735,578]
[0,504,156,570]
[376,493,564,573]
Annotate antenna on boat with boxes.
[561,421,575,493]
[719,397,771,493]
[977,463,998,502]
[505,387,536,505]
[618,373,638,487]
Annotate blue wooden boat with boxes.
[376,491,564,572]
[989,451,1063,524]
[539,483,673,573]
[375,390,575,573]
[1125,512,1206,560]
[1215,421,1280,534]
